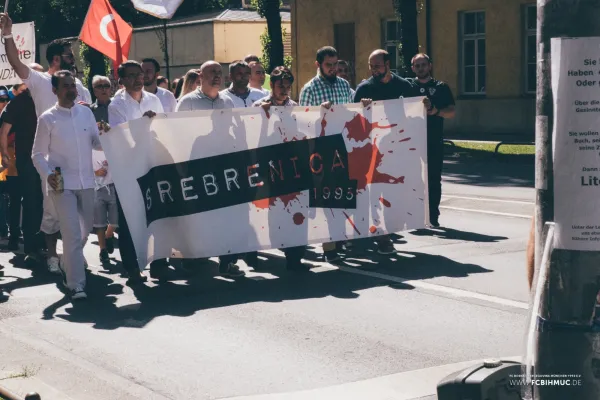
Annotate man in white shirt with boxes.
[248,61,270,98]
[142,58,177,113]
[108,60,166,285]
[0,13,92,274]
[219,61,266,108]
[31,70,102,300]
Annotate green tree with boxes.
[251,0,284,72]
[79,43,111,101]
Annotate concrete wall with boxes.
[291,0,537,137]
[213,20,291,64]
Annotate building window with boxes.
[383,20,402,74]
[460,11,486,94]
[525,5,537,93]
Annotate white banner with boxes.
[101,98,429,268]
[130,0,184,19]
[552,37,600,250]
[0,22,35,85]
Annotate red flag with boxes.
[79,0,133,66]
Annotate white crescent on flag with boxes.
[130,0,184,19]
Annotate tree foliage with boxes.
[251,0,284,72]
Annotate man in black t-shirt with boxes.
[406,53,455,227]
[354,49,415,254]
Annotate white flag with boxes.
[131,0,184,19]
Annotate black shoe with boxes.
[7,237,19,251]
[218,262,245,278]
[430,217,440,228]
[99,249,110,264]
[323,250,341,263]
[126,272,148,287]
[105,237,115,254]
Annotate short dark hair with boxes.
[157,76,167,86]
[12,83,23,91]
[142,58,160,73]
[244,54,260,63]
[337,60,349,67]
[229,60,250,74]
[51,70,73,89]
[117,61,143,79]
[46,39,72,65]
[316,46,338,64]
[270,66,294,84]
[411,53,432,65]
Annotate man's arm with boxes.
[0,121,11,167]
[0,14,30,80]
[435,84,456,119]
[108,100,127,127]
[31,117,53,180]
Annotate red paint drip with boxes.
[369,226,377,234]
[253,192,301,210]
[399,129,404,133]
[398,137,411,143]
[344,113,398,142]
[379,197,392,208]
[293,212,305,225]
[342,211,361,235]
[348,137,405,192]
[319,115,327,137]
[409,148,416,151]
[305,107,309,112]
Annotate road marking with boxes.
[442,194,534,205]
[337,265,529,310]
[440,206,531,219]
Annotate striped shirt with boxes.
[299,74,354,106]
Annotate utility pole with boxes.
[532,0,600,399]
[163,20,171,84]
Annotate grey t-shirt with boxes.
[176,89,233,111]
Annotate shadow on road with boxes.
[410,227,508,243]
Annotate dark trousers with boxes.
[115,193,142,275]
[428,149,444,221]
[116,192,166,274]
[282,246,305,262]
[16,159,43,254]
[6,176,22,239]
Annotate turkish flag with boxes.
[79,0,133,65]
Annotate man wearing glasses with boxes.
[0,13,92,273]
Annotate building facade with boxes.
[290,0,537,138]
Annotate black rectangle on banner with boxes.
[137,134,356,225]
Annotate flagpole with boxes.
[163,20,170,85]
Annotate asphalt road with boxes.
[0,157,534,400]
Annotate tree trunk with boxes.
[85,47,108,102]
[398,0,419,77]
[264,0,284,72]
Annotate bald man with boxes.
[176,61,233,111]
[354,49,415,255]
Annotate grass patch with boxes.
[453,141,535,155]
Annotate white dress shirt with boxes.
[23,67,92,117]
[219,86,267,108]
[145,86,177,113]
[92,150,113,189]
[32,104,102,191]
[108,89,164,127]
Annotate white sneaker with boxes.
[47,256,61,274]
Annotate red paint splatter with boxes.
[319,115,327,137]
[330,107,334,112]
[379,197,392,208]
[345,113,398,142]
[367,106,371,111]
[399,129,404,133]
[369,226,377,233]
[253,192,301,210]
[342,211,361,235]
[305,108,309,112]
[293,212,305,225]
[388,151,393,154]
[409,148,416,151]
[398,137,411,143]
[348,137,405,192]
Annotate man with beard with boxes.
[248,61,270,97]
[32,70,102,300]
[220,61,265,108]
[108,61,165,285]
[299,46,353,263]
[142,58,177,113]
[407,53,455,228]
[336,60,355,98]
[0,13,91,273]
[354,49,414,254]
